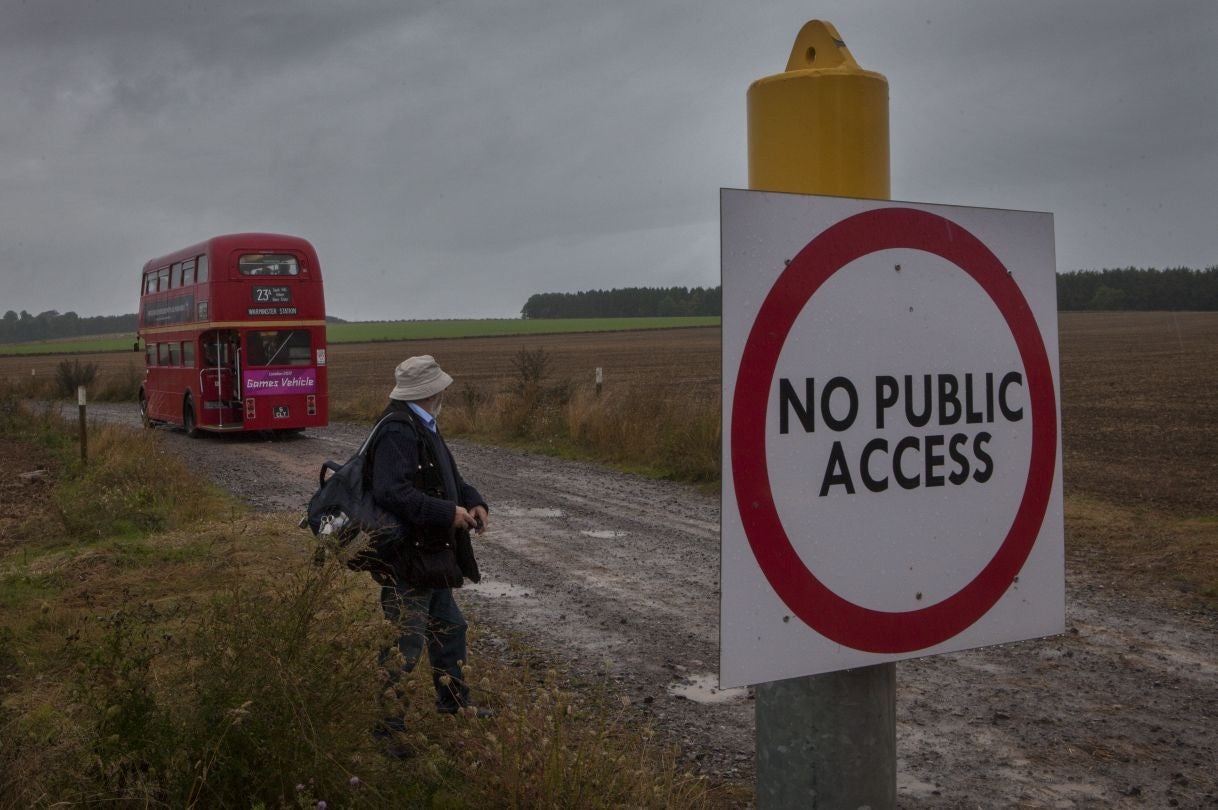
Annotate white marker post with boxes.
[77,385,88,464]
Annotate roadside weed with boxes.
[0,403,725,808]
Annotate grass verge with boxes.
[1064,495,1218,603]
[335,347,721,486]
[441,383,721,486]
[0,389,728,808]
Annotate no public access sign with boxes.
[720,190,1064,688]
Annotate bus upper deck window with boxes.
[239,253,299,276]
[197,254,208,283]
[158,267,170,291]
[171,262,183,288]
[182,259,196,286]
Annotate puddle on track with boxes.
[500,506,566,519]
[667,673,748,705]
[464,579,534,599]
[579,529,629,539]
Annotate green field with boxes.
[0,336,139,355]
[0,316,721,356]
[326,316,719,342]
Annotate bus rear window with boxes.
[239,253,299,276]
[246,330,311,367]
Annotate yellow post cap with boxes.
[784,20,860,72]
[747,21,890,199]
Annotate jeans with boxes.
[379,581,469,720]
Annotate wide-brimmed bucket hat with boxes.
[388,355,453,401]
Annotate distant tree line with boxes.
[521,286,722,319]
[6,267,1214,342]
[0,310,138,344]
[522,269,1218,318]
[1057,266,1218,311]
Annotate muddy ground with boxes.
[71,402,1216,809]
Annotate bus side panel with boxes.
[146,368,194,426]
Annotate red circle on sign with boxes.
[732,207,1057,653]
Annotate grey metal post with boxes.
[756,662,896,809]
[747,21,896,809]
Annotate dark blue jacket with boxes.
[369,401,485,584]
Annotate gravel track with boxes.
[83,403,1216,808]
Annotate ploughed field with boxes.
[1057,312,1218,515]
[327,326,722,405]
[4,312,1216,549]
[5,313,1218,522]
[16,312,1217,806]
[327,313,1216,521]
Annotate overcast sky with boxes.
[2,0,1214,320]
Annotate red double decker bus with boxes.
[137,233,329,436]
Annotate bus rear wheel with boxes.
[183,398,199,438]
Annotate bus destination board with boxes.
[251,285,292,304]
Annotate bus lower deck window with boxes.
[246,330,311,367]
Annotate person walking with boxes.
[368,355,490,729]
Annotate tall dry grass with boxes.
[562,387,721,482]
[93,361,144,402]
[53,421,233,539]
[434,347,721,483]
[441,383,720,483]
[0,393,728,808]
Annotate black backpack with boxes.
[305,412,412,574]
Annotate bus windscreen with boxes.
[246,330,311,367]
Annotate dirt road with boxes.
[84,404,1216,808]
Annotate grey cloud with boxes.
[0,0,1214,320]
